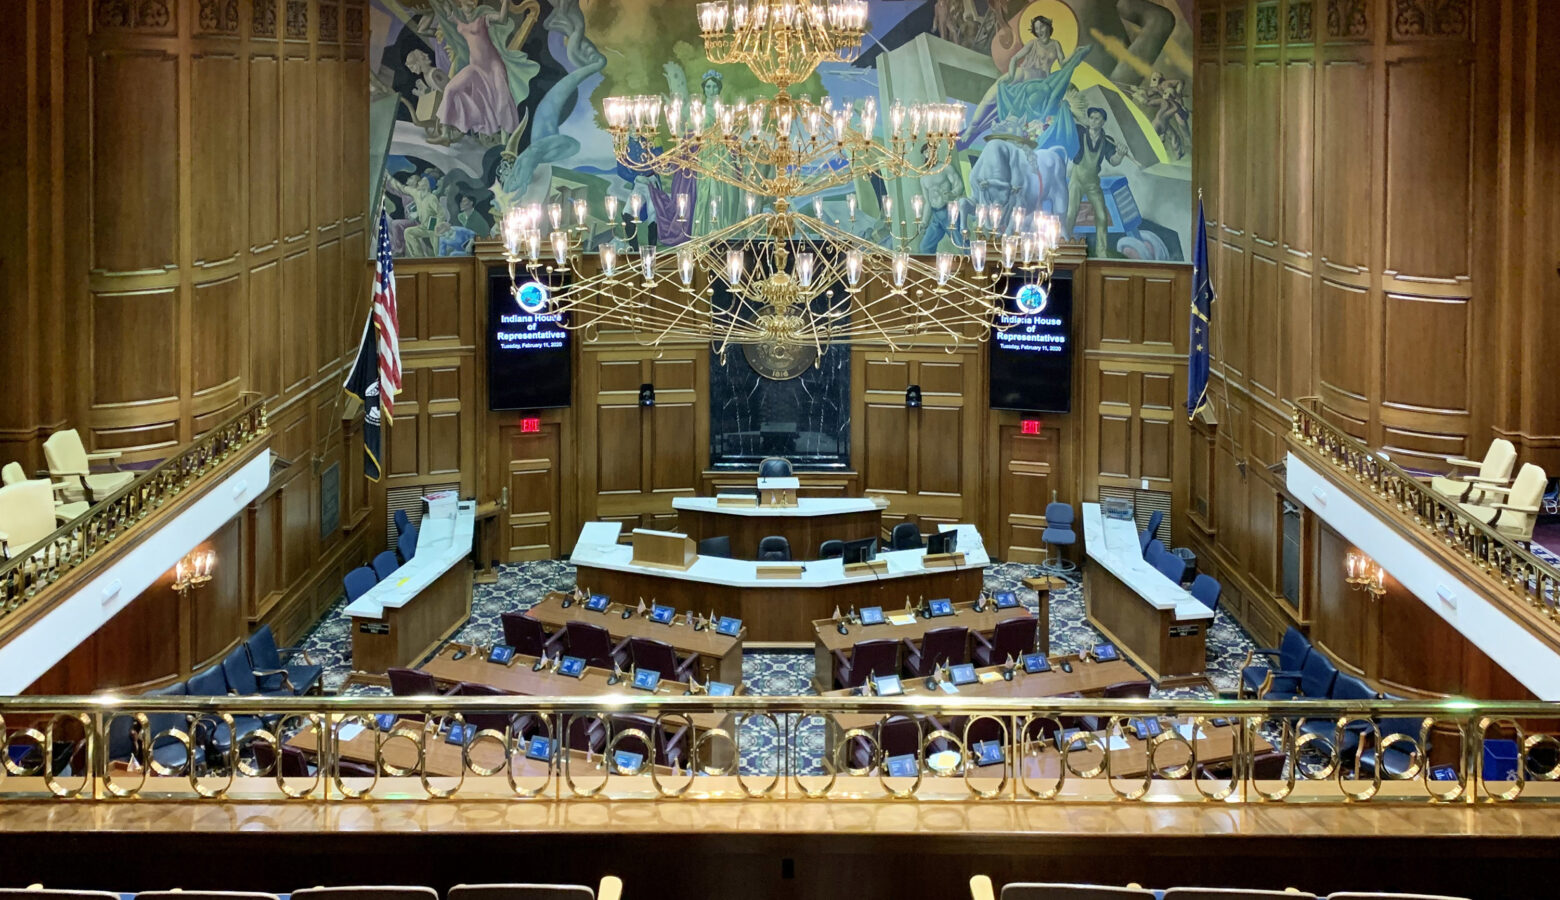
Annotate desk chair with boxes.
[344,566,378,603]
[250,739,375,780]
[501,611,552,657]
[1430,438,1517,504]
[1461,462,1548,545]
[396,525,419,564]
[758,457,793,478]
[969,877,1155,900]
[186,664,266,758]
[1042,502,1076,565]
[629,636,699,682]
[1239,626,1313,698]
[1298,671,1376,760]
[293,888,438,900]
[757,534,792,561]
[847,715,946,771]
[1283,647,1339,700]
[832,638,900,689]
[43,428,133,503]
[1354,712,1433,781]
[818,538,844,559]
[221,644,291,698]
[388,667,455,723]
[0,479,64,559]
[610,713,687,769]
[903,625,970,677]
[556,620,630,670]
[973,616,1038,666]
[394,507,413,539]
[1101,680,1152,699]
[138,892,280,900]
[245,624,322,695]
[1189,574,1222,612]
[139,681,206,775]
[446,681,534,734]
[0,890,119,900]
[890,521,924,551]
[1163,891,1317,899]
[1138,509,1165,555]
[372,550,400,580]
[697,535,732,558]
[450,877,623,900]
[1154,550,1187,585]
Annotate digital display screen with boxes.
[989,272,1074,413]
[487,266,571,410]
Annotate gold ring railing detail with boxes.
[0,395,269,622]
[1290,398,1560,623]
[0,694,1556,804]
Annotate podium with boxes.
[757,476,799,508]
[630,528,698,570]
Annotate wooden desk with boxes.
[345,503,475,675]
[525,591,744,685]
[572,522,991,644]
[1082,504,1211,680]
[673,496,884,560]
[809,599,1036,691]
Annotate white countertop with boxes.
[345,501,476,620]
[1082,502,1212,622]
[671,496,884,518]
[570,522,989,589]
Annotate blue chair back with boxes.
[1044,502,1075,526]
[221,645,261,695]
[372,550,400,580]
[1189,574,1221,611]
[344,566,378,602]
[1278,625,1312,671]
[394,508,412,538]
[1330,672,1376,701]
[246,624,281,671]
[1140,509,1165,554]
[1144,539,1166,561]
[143,681,191,742]
[1154,552,1185,584]
[186,664,229,697]
[397,525,418,563]
[1300,649,1340,698]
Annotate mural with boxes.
[368,0,1194,261]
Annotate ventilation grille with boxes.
[1097,487,1173,544]
[385,483,458,546]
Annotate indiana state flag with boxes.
[1187,199,1214,421]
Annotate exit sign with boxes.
[1020,419,1041,435]
[520,416,541,433]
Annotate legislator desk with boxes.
[1082,503,1211,681]
[809,600,1037,691]
[570,522,991,644]
[673,495,885,560]
[1019,722,1274,780]
[524,591,745,684]
[344,501,475,675]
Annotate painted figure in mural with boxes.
[387,172,445,257]
[1131,71,1190,159]
[401,49,453,142]
[692,70,742,236]
[966,16,1092,158]
[968,116,1068,231]
[918,143,964,253]
[1066,107,1129,255]
[397,0,539,143]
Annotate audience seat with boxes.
[1430,438,1516,504]
[833,638,899,689]
[43,428,133,503]
[372,550,401,581]
[973,616,1038,667]
[293,888,438,900]
[1189,574,1222,612]
[757,534,792,561]
[890,521,924,551]
[1460,462,1548,544]
[1163,891,1315,899]
[1327,894,1469,900]
[185,665,266,757]
[0,479,65,559]
[500,611,552,657]
[903,625,970,677]
[221,644,291,698]
[628,636,698,682]
[1298,672,1377,758]
[139,681,206,774]
[1355,714,1431,780]
[0,890,120,900]
[344,566,378,603]
[449,878,622,900]
[1,462,88,522]
[396,525,419,564]
[969,876,1156,900]
[696,535,732,558]
[245,624,322,696]
[137,892,280,900]
[1239,627,1312,698]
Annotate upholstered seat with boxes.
[628,636,699,682]
[972,616,1038,667]
[758,457,793,478]
[43,428,133,504]
[245,624,322,696]
[757,534,792,561]
[1460,462,1547,543]
[832,638,899,689]
[501,611,553,657]
[890,521,924,551]
[903,625,969,677]
[1240,626,1312,698]
[1429,438,1516,504]
[697,535,732,558]
[344,565,378,602]
[449,878,622,900]
[371,550,401,580]
[0,479,67,559]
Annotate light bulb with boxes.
[548,203,563,230]
[746,193,756,217]
[891,252,909,287]
[709,196,720,224]
[605,194,620,222]
[847,193,857,220]
[600,242,617,276]
[912,193,925,220]
[550,230,568,265]
[883,195,893,221]
[630,192,644,218]
[572,198,588,226]
[525,228,541,261]
[796,252,814,287]
[947,202,959,226]
[936,252,953,285]
[970,239,987,273]
[678,247,695,286]
[726,248,744,286]
[812,197,824,220]
[846,249,863,285]
[676,192,689,221]
[640,246,657,281]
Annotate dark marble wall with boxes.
[708,344,851,471]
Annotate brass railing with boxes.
[1290,397,1560,623]
[0,693,1556,803]
[0,396,269,620]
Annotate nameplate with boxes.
[921,552,967,569]
[1169,624,1201,638]
[358,622,390,635]
[756,563,805,579]
[843,559,888,577]
[715,493,758,508]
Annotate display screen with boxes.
[487,266,571,410]
[989,272,1074,413]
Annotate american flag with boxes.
[371,209,403,420]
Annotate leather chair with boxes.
[294,888,439,900]
[245,624,322,695]
[697,535,732,558]
[344,565,379,602]
[397,525,419,563]
[903,625,969,677]
[1299,672,1376,759]
[43,428,133,503]
[447,681,533,734]
[1289,647,1340,700]
[371,550,401,580]
[758,457,793,478]
[1189,574,1222,612]
[1041,502,1076,562]
[629,636,699,682]
[973,616,1039,667]
[1461,462,1548,544]
[186,664,266,758]
[1,462,87,522]
[251,738,375,779]
[890,520,924,551]
[1239,625,1312,698]
[611,713,687,769]
[818,539,844,559]
[757,535,792,561]
[388,667,453,723]
[450,879,621,900]
[140,681,206,775]
[832,638,900,689]
[221,643,291,697]
[394,507,413,539]
[1430,438,1517,504]
[0,890,120,900]
[848,714,940,771]
[559,620,630,670]
[137,893,280,900]
[501,611,552,657]
[0,479,66,559]
[1327,894,1470,900]
[1138,509,1165,555]
[1355,715,1433,781]
[1101,680,1152,699]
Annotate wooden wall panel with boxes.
[1384,58,1473,284]
[1317,60,1372,274]
[90,51,178,275]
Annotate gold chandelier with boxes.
[501,0,1064,357]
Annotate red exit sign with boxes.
[520,416,541,433]
[1020,418,1042,435]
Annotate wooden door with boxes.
[498,423,561,561]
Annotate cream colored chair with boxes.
[1,461,26,486]
[0,479,63,559]
[43,429,133,504]
[1429,439,1516,504]
[3,462,91,522]
[1460,462,1547,544]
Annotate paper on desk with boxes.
[938,681,959,694]
[1175,723,1207,742]
[337,723,366,742]
[886,613,918,627]
[1104,735,1131,751]
[977,671,1002,683]
[884,553,921,575]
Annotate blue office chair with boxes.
[345,566,379,603]
[185,664,266,759]
[394,508,412,539]
[245,624,323,696]
[1189,574,1222,612]
[396,525,418,564]
[1296,647,1340,699]
[1240,625,1313,698]
[1356,712,1432,780]
[1042,502,1076,566]
[371,550,400,581]
[1139,509,1165,555]
[1298,672,1377,760]
[1154,551,1186,585]
[139,681,206,774]
[1144,539,1167,562]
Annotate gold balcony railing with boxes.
[0,693,1556,804]
[0,396,269,623]
[1290,397,1560,624]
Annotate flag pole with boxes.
[333,173,394,433]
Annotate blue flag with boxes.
[1187,199,1214,421]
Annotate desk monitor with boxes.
[993,590,1019,609]
[928,598,954,617]
[632,668,662,691]
[842,537,878,565]
[525,736,553,761]
[859,606,885,626]
[1092,642,1120,662]
[885,754,918,777]
[1022,653,1050,674]
[612,749,645,774]
[443,723,472,746]
[584,593,610,613]
[1430,765,1459,782]
[926,529,958,555]
[650,604,676,625]
[715,616,743,637]
[872,674,903,696]
[487,644,516,666]
[973,740,1004,767]
[559,656,587,678]
[948,663,977,685]
[708,681,736,697]
[375,713,397,730]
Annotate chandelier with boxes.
[501,0,1065,358]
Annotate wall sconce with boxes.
[1345,549,1385,598]
[174,550,214,599]
[905,385,922,408]
[639,383,655,407]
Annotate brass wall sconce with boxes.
[173,550,215,599]
[1345,549,1386,598]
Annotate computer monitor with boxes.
[842,537,878,565]
[926,529,958,555]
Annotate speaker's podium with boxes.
[631,528,698,570]
[757,476,800,508]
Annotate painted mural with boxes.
[367,0,1194,261]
